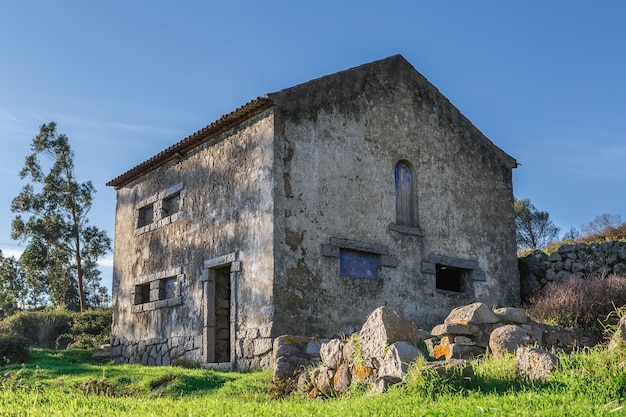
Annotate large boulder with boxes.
[320,339,345,369]
[332,364,352,393]
[516,347,558,381]
[377,341,424,378]
[493,307,528,324]
[489,325,532,358]
[444,302,499,325]
[272,336,323,381]
[359,307,421,367]
[431,323,479,337]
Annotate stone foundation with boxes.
[111,336,203,366]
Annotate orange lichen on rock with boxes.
[352,364,373,381]
[433,342,450,360]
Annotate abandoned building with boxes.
[106,54,520,369]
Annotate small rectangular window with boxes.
[340,249,378,279]
[436,265,466,292]
[159,277,177,300]
[134,283,151,304]
[162,193,181,217]
[137,204,154,228]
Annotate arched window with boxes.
[394,161,415,226]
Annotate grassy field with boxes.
[1,347,625,416]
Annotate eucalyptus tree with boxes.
[0,250,27,318]
[11,122,111,312]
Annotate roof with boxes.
[106,97,273,189]
[108,55,516,189]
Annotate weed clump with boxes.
[528,274,626,339]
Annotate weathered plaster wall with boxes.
[269,56,519,335]
[111,111,275,368]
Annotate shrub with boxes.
[71,308,112,336]
[0,307,112,349]
[67,308,112,349]
[0,336,30,364]
[0,308,72,348]
[528,275,626,336]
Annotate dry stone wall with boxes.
[519,240,626,301]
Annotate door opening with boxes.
[213,266,231,363]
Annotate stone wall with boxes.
[519,240,626,301]
[110,335,202,366]
[270,55,519,336]
[110,111,276,368]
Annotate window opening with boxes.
[162,192,181,217]
[435,265,466,292]
[137,204,154,228]
[159,277,177,300]
[339,249,378,279]
[395,161,415,226]
[135,283,151,304]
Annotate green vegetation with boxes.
[0,346,625,416]
[9,122,111,312]
[0,307,111,350]
[514,198,560,250]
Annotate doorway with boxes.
[213,266,231,363]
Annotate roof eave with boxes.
[106,97,274,190]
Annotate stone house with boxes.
[106,55,520,369]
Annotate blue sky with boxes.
[1,1,625,293]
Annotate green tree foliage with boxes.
[0,251,27,319]
[10,122,111,312]
[514,198,560,250]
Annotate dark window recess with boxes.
[159,277,177,300]
[395,161,415,226]
[163,193,180,217]
[135,283,151,304]
[340,249,378,279]
[435,265,466,292]
[137,204,154,228]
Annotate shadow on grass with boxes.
[472,372,564,395]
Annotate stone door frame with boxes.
[202,252,240,366]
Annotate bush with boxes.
[67,308,112,349]
[528,275,626,336]
[0,308,72,348]
[0,336,30,364]
[0,307,112,349]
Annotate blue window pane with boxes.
[340,249,378,279]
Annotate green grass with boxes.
[1,347,626,416]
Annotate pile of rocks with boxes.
[272,303,580,396]
[429,302,577,360]
[273,306,451,396]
